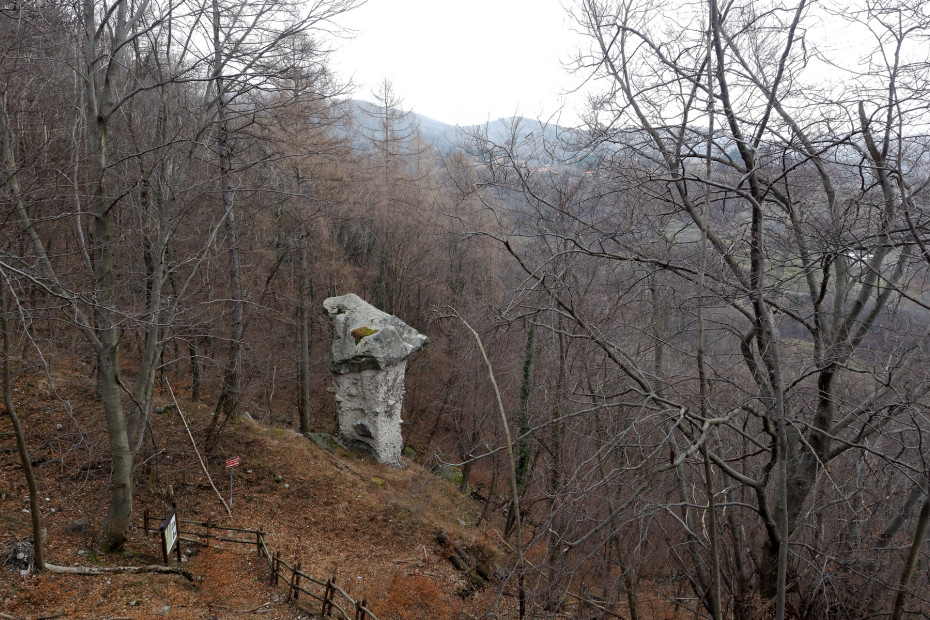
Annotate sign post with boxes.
[225,456,240,511]
[159,503,181,563]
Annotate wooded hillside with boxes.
[2,0,930,618]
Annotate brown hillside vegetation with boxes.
[0,365,513,619]
[0,363,695,619]
[5,0,930,616]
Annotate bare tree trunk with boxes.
[697,31,722,617]
[458,457,474,493]
[189,338,200,402]
[2,57,133,548]
[890,494,930,620]
[127,95,171,452]
[83,0,134,545]
[88,126,134,551]
[297,228,311,433]
[507,319,535,538]
[701,442,722,619]
[128,245,165,453]
[879,484,927,546]
[97,338,133,550]
[707,1,795,613]
[206,0,244,450]
[623,570,639,620]
[545,323,566,610]
[1,284,44,570]
[457,314,526,619]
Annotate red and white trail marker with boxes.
[225,456,240,510]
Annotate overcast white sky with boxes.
[327,0,589,126]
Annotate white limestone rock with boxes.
[333,363,406,465]
[323,294,426,466]
[324,294,428,374]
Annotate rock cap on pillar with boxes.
[324,293,428,373]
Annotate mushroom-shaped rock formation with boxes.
[323,294,427,465]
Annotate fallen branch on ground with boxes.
[565,591,626,619]
[44,562,195,581]
[207,602,274,614]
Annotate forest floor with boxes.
[0,361,512,620]
[0,364,687,619]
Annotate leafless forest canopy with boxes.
[1,0,930,617]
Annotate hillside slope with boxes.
[0,368,508,619]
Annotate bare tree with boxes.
[458,1,930,614]
[204,0,360,447]
[0,0,360,548]
[0,281,44,570]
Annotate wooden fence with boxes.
[143,511,380,620]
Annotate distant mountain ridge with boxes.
[345,99,576,158]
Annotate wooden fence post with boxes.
[139,521,378,618]
[322,576,335,617]
[289,561,301,601]
[287,562,295,601]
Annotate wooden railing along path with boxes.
[143,511,380,620]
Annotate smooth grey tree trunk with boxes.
[82,0,134,548]
[206,0,245,449]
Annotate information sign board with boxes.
[159,503,182,563]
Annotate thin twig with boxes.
[166,378,231,516]
[452,310,526,619]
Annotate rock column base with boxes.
[333,361,406,466]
